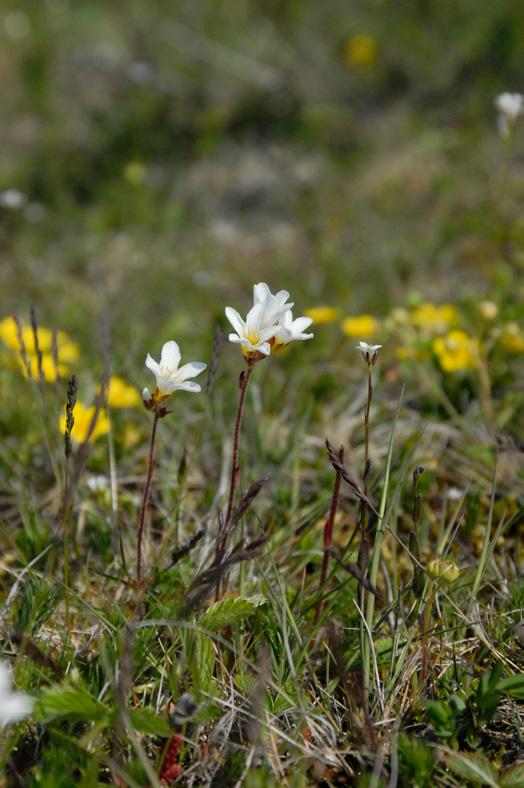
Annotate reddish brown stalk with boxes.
[315,445,344,623]
[136,409,160,584]
[224,363,254,528]
[215,361,254,602]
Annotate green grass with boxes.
[0,1,523,785]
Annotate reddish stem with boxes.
[215,363,254,602]
[136,409,160,584]
[315,445,344,622]
[224,363,254,528]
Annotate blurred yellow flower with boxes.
[499,322,524,352]
[17,353,67,383]
[59,402,110,445]
[0,316,79,367]
[106,376,142,408]
[428,558,459,584]
[304,306,340,324]
[410,302,456,333]
[341,314,378,338]
[344,34,377,67]
[433,330,478,372]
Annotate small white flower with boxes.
[495,92,524,137]
[0,189,25,210]
[145,341,206,400]
[225,302,280,358]
[0,662,33,726]
[356,341,382,364]
[253,282,293,328]
[273,310,314,348]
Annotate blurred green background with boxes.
[1,0,523,361]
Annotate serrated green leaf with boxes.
[128,707,171,737]
[446,751,499,787]
[500,763,524,788]
[35,683,108,724]
[198,595,267,631]
[496,674,524,700]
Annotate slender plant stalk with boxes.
[364,363,372,494]
[214,361,256,602]
[224,363,254,528]
[362,400,400,705]
[315,445,344,623]
[136,409,160,584]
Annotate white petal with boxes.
[253,282,271,304]
[160,340,180,371]
[228,333,244,344]
[142,387,151,401]
[176,361,207,381]
[245,302,265,334]
[257,341,271,356]
[225,307,246,337]
[145,354,160,377]
[292,316,313,332]
[259,324,281,342]
[175,381,201,393]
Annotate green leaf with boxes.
[128,707,171,737]
[446,751,500,787]
[500,763,524,788]
[496,674,524,700]
[35,683,108,724]
[198,595,267,631]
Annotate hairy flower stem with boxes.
[224,363,254,528]
[216,362,254,601]
[136,409,160,584]
[315,445,344,623]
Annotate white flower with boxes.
[273,310,314,349]
[495,92,524,119]
[495,92,524,137]
[0,189,25,210]
[0,662,33,726]
[252,282,293,328]
[356,341,382,364]
[145,340,206,400]
[225,302,280,358]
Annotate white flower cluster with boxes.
[225,282,314,360]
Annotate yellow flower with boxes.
[59,402,110,445]
[410,302,456,334]
[433,330,478,372]
[344,34,377,67]
[0,316,79,365]
[499,322,524,352]
[341,314,378,338]
[427,558,459,584]
[18,353,67,383]
[106,376,141,408]
[304,306,341,325]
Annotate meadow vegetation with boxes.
[0,1,523,785]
